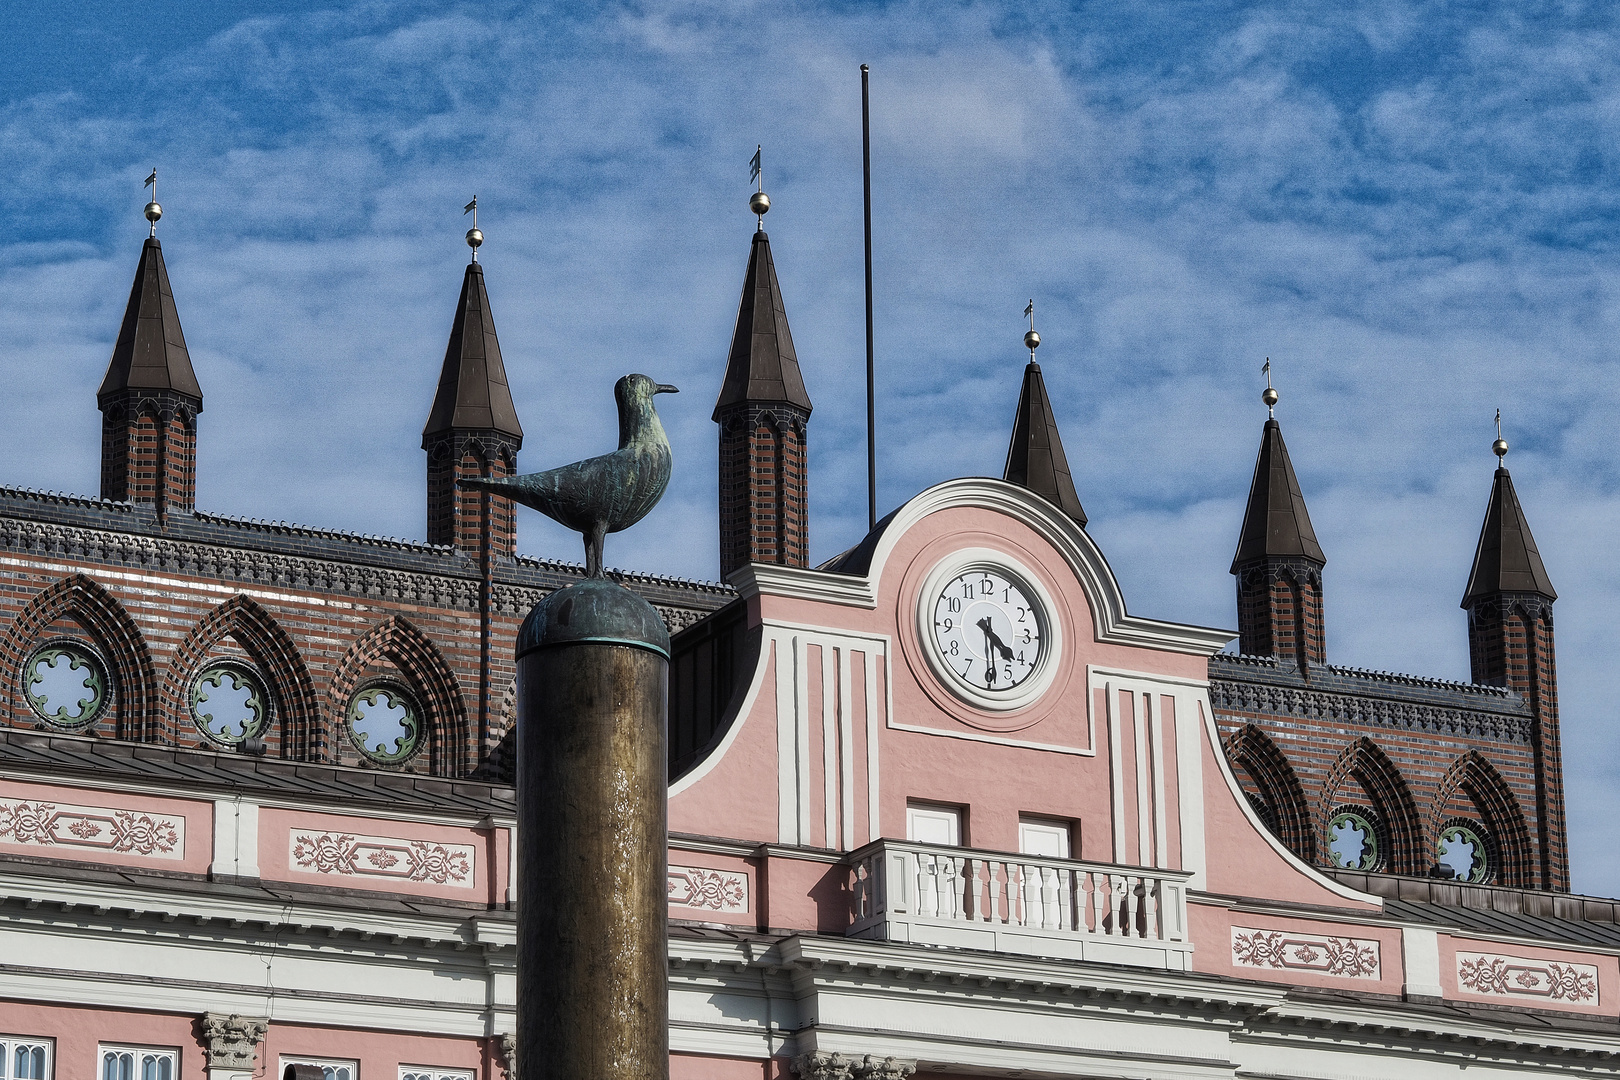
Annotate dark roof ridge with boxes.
[0,484,135,512]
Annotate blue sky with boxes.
[3,1,1618,891]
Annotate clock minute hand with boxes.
[976,617,1015,661]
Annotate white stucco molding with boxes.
[730,478,1235,656]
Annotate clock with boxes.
[916,550,1060,712]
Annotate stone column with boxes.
[515,578,670,1080]
[199,1014,268,1080]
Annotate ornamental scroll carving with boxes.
[1457,952,1598,1004]
[667,865,747,912]
[1231,927,1380,979]
[791,1054,916,1080]
[289,831,474,888]
[496,1033,516,1080]
[0,798,183,859]
[199,1013,269,1070]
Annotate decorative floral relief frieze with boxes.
[1457,951,1598,1004]
[0,798,183,859]
[1231,926,1381,978]
[288,831,474,888]
[667,865,748,912]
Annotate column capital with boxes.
[199,1013,269,1070]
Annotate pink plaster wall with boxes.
[267,1021,488,1080]
[0,778,212,874]
[670,1052,768,1080]
[0,1001,206,1080]
[667,846,757,928]
[668,647,780,844]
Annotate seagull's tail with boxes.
[456,476,519,495]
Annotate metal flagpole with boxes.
[862,64,876,532]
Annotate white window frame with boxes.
[98,1046,177,1080]
[906,803,962,846]
[1,1035,53,1080]
[400,1067,475,1080]
[281,1059,358,1080]
[1018,816,1074,859]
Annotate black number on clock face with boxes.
[931,570,1041,691]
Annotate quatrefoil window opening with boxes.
[23,639,111,729]
[1326,807,1383,872]
[346,680,425,765]
[190,661,271,745]
[1437,819,1492,883]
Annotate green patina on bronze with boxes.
[461,373,677,578]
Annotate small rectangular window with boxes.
[906,803,962,846]
[401,1068,474,1080]
[99,1047,176,1080]
[1,1036,53,1080]
[282,1059,357,1080]
[1018,816,1074,858]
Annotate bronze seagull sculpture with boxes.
[460,373,678,577]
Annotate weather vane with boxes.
[1262,357,1278,418]
[1023,300,1039,360]
[748,146,770,229]
[464,197,482,261]
[1493,408,1508,462]
[143,169,161,237]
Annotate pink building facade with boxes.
[2,203,1616,1080]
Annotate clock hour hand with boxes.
[976,616,1015,661]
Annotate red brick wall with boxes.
[425,432,518,557]
[99,394,198,514]
[717,404,808,579]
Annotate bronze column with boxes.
[515,577,670,1080]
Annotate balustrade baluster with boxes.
[1143,877,1159,940]
[916,853,937,918]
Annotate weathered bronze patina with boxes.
[461,373,677,577]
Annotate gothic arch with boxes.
[0,574,157,740]
[1433,751,1533,887]
[1224,724,1315,861]
[1319,737,1425,875]
[162,595,321,757]
[328,615,470,775]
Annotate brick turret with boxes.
[98,237,203,518]
[1462,458,1565,889]
[1231,412,1326,667]
[714,223,812,579]
[423,260,523,557]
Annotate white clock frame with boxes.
[915,547,1063,712]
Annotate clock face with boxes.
[929,568,1044,693]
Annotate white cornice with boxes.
[732,479,1236,656]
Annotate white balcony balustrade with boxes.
[847,839,1193,970]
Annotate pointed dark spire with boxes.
[1231,419,1323,571]
[423,261,522,441]
[97,238,203,403]
[713,230,812,421]
[1003,362,1086,527]
[1463,467,1556,604]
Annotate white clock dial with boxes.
[930,568,1044,692]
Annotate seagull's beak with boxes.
[655,384,680,395]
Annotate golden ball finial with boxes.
[750,190,770,218]
[1024,329,1040,352]
[144,201,162,224]
[465,227,483,251]
[1493,436,1509,460]
[1262,386,1278,409]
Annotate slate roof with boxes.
[713,230,812,420]
[1463,467,1556,604]
[1003,361,1086,527]
[0,728,514,816]
[98,237,203,404]
[1232,418,1324,570]
[423,261,523,442]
